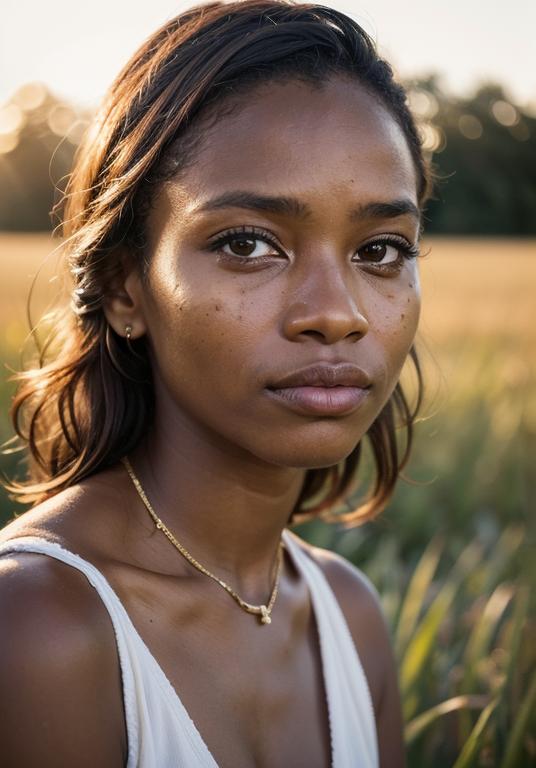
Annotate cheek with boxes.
[143,259,262,403]
[368,269,421,384]
[392,274,421,346]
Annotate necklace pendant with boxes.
[122,458,283,626]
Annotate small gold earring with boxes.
[125,324,133,341]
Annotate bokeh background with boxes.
[1,1,534,764]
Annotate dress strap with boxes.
[283,530,379,768]
[0,536,140,767]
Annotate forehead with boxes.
[173,76,418,208]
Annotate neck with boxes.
[127,399,306,601]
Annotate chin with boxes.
[257,432,363,470]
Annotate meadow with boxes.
[0,233,534,765]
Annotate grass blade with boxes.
[500,670,536,768]
[461,583,515,693]
[400,540,481,704]
[405,694,489,745]
[480,527,524,594]
[452,697,499,768]
[500,585,530,692]
[395,536,443,657]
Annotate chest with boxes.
[109,563,332,768]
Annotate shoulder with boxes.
[289,532,405,766]
[0,549,117,685]
[0,464,135,557]
[300,537,382,622]
[0,545,115,639]
[287,531,384,630]
[0,547,126,766]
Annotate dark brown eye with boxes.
[219,236,278,259]
[228,237,257,256]
[357,242,398,264]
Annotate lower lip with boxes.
[266,386,371,416]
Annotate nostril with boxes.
[282,301,369,345]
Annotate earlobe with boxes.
[102,268,148,340]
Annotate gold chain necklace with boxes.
[122,457,283,625]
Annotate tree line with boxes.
[0,78,534,234]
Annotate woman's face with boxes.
[125,76,421,469]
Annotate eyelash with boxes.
[208,226,420,272]
[353,235,420,272]
[208,226,283,263]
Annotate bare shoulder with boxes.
[0,547,126,766]
[0,464,132,552]
[289,532,406,767]
[289,535,387,695]
[0,545,117,644]
[298,536,382,620]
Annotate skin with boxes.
[0,76,421,767]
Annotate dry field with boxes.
[418,237,535,341]
[0,232,67,351]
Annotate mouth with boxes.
[265,363,373,417]
[265,384,371,416]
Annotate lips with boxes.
[266,363,372,416]
[268,363,372,390]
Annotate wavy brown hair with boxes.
[4,0,431,524]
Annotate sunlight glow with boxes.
[0,104,25,135]
[1,0,535,108]
[458,115,483,140]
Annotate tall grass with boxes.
[1,235,534,764]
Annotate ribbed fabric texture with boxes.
[0,532,378,767]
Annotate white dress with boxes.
[0,531,379,768]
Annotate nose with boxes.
[281,261,369,345]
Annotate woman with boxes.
[0,2,431,766]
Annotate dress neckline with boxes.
[0,531,335,767]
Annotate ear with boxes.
[102,261,148,340]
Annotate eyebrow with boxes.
[198,191,420,223]
[199,192,310,218]
[350,199,420,223]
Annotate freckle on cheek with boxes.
[400,313,405,319]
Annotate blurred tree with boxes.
[0,84,87,231]
[0,79,534,233]
[410,78,536,235]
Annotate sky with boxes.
[1,0,535,109]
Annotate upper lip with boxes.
[268,363,372,389]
